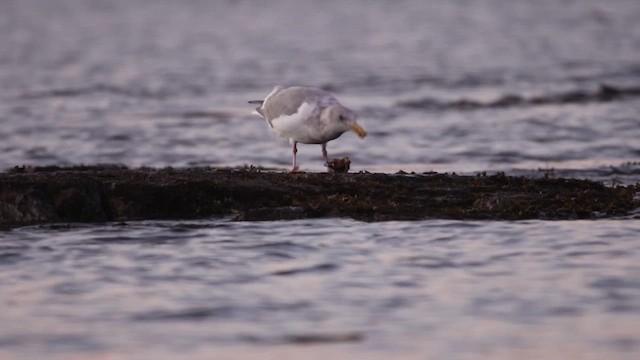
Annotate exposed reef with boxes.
[0,165,637,228]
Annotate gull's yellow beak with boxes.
[349,123,367,138]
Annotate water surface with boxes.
[1,219,640,359]
[1,0,640,358]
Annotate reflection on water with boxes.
[1,219,640,359]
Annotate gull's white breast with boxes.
[270,101,321,144]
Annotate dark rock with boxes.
[0,166,637,228]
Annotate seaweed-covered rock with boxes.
[0,166,637,228]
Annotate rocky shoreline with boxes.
[0,165,637,228]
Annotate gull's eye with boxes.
[339,115,345,121]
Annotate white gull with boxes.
[249,86,367,172]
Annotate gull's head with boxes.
[326,105,367,139]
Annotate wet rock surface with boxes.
[0,165,637,228]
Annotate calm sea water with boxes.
[1,0,639,358]
[1,219,640,360]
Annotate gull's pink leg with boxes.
[322,143,329,164]
[290,141,299,172]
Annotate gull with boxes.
[249,86,367,172]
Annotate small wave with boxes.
[17,83,179,100]
[590,277,640,291]
[318,72,514,94]
[281,332,364,344]
[226,240,316,251]
[132,306,234,321]
[242,332,364,345]
[133,302,310,322]
[398,84,640,110]
[179,111,233,120]
[0,252,25,265]
[270,263,338,276]
[401,255,457,269]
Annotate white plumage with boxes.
[249,86,367,172]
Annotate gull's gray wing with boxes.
[262,87,338,122]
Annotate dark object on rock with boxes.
[326,157,351,173]
[0,165,637,228]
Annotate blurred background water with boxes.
[1,0,639,359]
[1,0,639,176]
